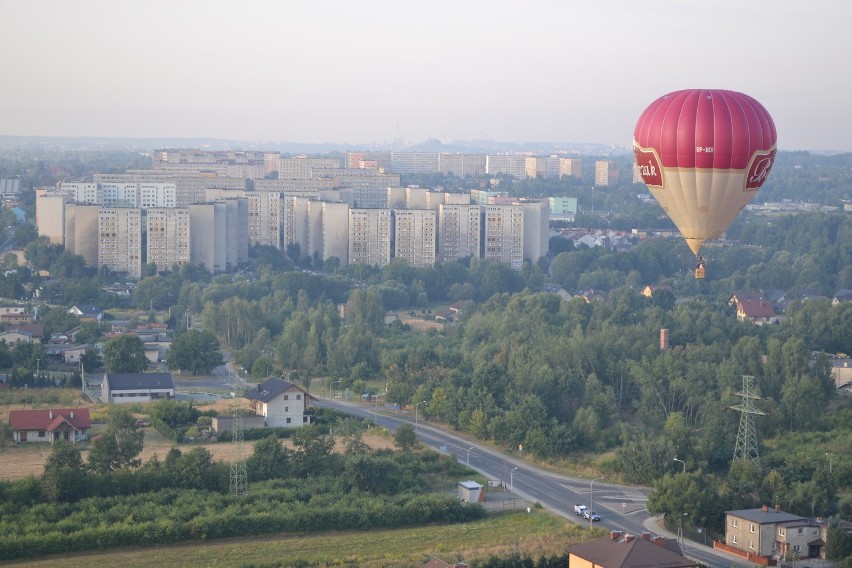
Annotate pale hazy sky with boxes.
[2,1,850,151]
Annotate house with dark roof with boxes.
[566,532,697,568]
[8,408,91,444]
[68,304,103,322]
[721,506,811,562]
[101,372,175,404]
[243,377,314,428]
[832,288,852,304]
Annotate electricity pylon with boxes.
[730,375,766,467]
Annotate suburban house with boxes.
[718,506,849,562]
[10,322,44,341]
[734,298,780,325]
[101,372,175,404]
[68,304,103,322]
[8,408,91,444]
[832,288,852,304]
[542,285,573,302]
[826,353,852,391]
[0,305,33,326]
[45,343,89,365]
[435,300,471,325]
[243,377,314,428]
[566,532,697,568]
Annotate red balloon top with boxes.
[633,89,776,170]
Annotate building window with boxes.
[779,528,785,536]
[283,394,289,400]
[38,430,45,437]
[749,541,755,550]
[732,535,738,544]
[732,519,739,528]
[750,524,755,533]
[296,394,301,400]
[285,407,288,412]
[798,528,804,535]
[286,418,291,424]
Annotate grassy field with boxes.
[6,510,599,568]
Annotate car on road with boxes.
[583,510,601,521]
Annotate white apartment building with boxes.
[279,157,341,179]
[438,153,487,177]
[486,155,527,178]
[520,200,550,263]
[100,183,139,208]
[389,152,439,174]
[438,204,482,262]
[246,192,284,249]
[59,182,99,204]
[146,208,190,272]
[483,204,524,269]
[349,209,391,267]
[393,209,436,268]
[139,182,177,209]
[98,208,143,278]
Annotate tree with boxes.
[246,434,291,481]
[102,334,148,373]
[394,423,418,452]
[42,440,86,502]
[87,405,144,473]
[80,347,103,371]
[826,517,852,560]
[166,329,224,375]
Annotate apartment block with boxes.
[520,200,550,263]
[246,192,284,248]
[349,209,392,267]
[595,160,619,187]
[438,153,487,177]
[393,209,436,268]
[189,203,227,273]
[345,151,392,171]
[100,183,139,208]
[389,152,439,174]
[35,189,69,244]
[438,204,481,262]
[279,157,341,179]
[63,203,99,267]
[139,182,177,209]
[59,182,98,204]
[559,158,583,179]
[483,204,524,269]
[486,155,527,178]
[320,201,350,265]
[146,208,190,272]
[98,208,143,278]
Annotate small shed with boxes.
[458,480,484,503]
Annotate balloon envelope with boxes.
[633,89,777,255]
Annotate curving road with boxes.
[315,397,752,568]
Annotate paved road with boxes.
[315,397,752,568]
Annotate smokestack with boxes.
[70,411,74,419]
[660,328,669,350]
[775,505,781,512]
[611,531,623,540]
[624,534,636,543]
[653,537,666,547]
[642,532,651,541]
[49,410,53,419]
[762,505,769,512]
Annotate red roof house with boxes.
[8,408,91,444]
[735,299,780,325]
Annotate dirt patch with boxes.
[396,313,445,332]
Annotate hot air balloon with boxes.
[633,89,777,278]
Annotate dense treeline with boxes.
[0,417,482,561]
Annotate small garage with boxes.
[458,480,484,503]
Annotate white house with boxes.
[243,377,314,428]
[8,408,91,444]
[101,372,175,404]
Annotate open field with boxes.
[0,397,396,480]
[6,509,595,568]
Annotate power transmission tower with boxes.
[730,375,766,467]
[229,396,248,497]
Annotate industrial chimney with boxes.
[660,328,669,350]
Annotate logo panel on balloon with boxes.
[745,147,776,191]
[633,146,663,188]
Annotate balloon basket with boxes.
[694,267,705,279]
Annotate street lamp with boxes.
[673,457,686,473]
[415,400,427,432]
[467,446,474,466]
[590,476,604,529]
[330,379,341,398]
[510,467,518,493]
